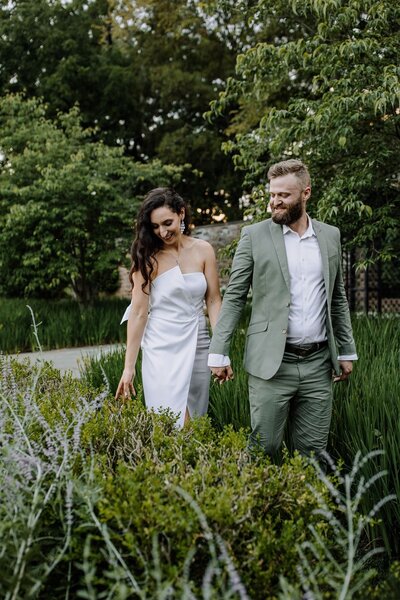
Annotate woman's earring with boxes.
[180,220,185,233]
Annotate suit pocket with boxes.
[247,321,268,336]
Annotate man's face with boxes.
[269,173,310,226]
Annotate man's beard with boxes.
[271,195,303,226]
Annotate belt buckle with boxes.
[299,346,311,357]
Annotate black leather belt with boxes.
[284,340,328,357]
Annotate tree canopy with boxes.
[1,0,399,301]
[209,0,400,263]
[0,0,250,220]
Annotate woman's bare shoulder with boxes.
[188,237,214,254]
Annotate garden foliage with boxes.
[2,354,397,598]
[208,0,400,266]
[329,315,400,555]
[0,0,246,220]
[86,312,400,561]
[0,94,186,302]
[0,297,129,353]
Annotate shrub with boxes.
[0,356,333,598]
[86,401,333,598]
[1,356,396,599]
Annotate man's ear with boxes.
[303,186,311,201]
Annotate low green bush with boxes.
[367,561,400,599]
[86,402,333,599]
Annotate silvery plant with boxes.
[279,450,396,600]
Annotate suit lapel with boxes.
[270,221,290,292]
[312,219,330,294]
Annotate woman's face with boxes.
[150,205,184,244]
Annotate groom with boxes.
[208,159,357,460]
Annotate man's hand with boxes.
[333,360,353,383]
[211,365,234,383]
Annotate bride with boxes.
[115,187,230,427]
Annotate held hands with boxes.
[333,360,353,383]
[115,368,136,400]
[211,365,234,383]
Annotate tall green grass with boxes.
[208,327,250,431]
[80,311,400,556]
[329,315,400,556]
[208,303,251,430]
[0,297,129,352]
[80,345,143,397]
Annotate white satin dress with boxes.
[121,265,211,428]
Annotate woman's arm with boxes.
[203,240,234,382]
[203,241,222,331]
[115,270,150,399]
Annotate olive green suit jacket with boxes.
[209,218,356,380]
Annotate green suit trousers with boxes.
[248,346,333,459]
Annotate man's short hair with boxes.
[267,159,311,188]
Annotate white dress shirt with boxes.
[208,217,357,367]
[284,220,326,345]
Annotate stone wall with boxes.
[115,266,132,299]
[192,221,243,247]
[193,221,243,287]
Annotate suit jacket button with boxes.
[282,329,287,334]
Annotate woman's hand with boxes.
[115,368,136,400]
[211,365,234,383]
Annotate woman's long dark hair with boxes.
[129,188,191,292]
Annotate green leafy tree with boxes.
[209,0,400,262]
[107,0,255,220]
[0,0,148,158]
[0,94,184,302]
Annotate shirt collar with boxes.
[283,215,315,239]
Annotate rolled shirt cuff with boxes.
[338,354,358,361]
[208,353,231,367]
